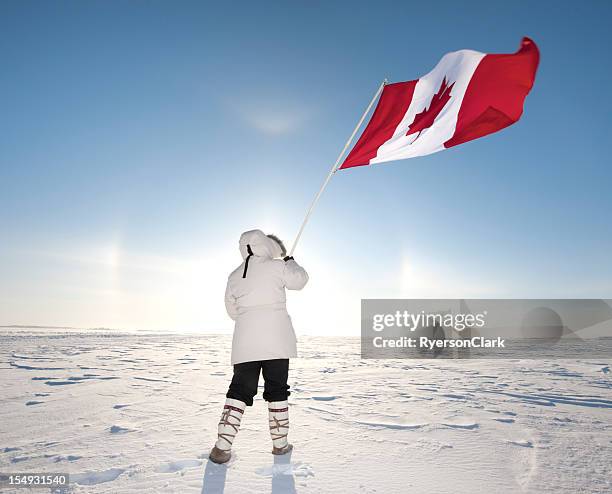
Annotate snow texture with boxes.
[0,329,611,493]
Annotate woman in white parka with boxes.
[209,229,309,464]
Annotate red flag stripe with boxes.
[445,37,539,149]
[340,81,417,169]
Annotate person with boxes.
[209,229,309,464]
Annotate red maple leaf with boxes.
[406,76,455,141]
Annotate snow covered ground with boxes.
[1,329,611,493]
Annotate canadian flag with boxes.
[340,37,539,169]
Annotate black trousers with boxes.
[226,359,290,406]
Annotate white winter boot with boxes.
[268,400,292,455]
[209,398,245,464]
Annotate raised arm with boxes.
[282,256,309,290]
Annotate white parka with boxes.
[225,230,309,365]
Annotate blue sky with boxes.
[1,1,611,333]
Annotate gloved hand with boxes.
[283,256,294,262]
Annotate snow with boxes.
[0,329,611,493]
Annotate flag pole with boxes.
[289,78,388,256]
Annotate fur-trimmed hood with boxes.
[238,229,283,260]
